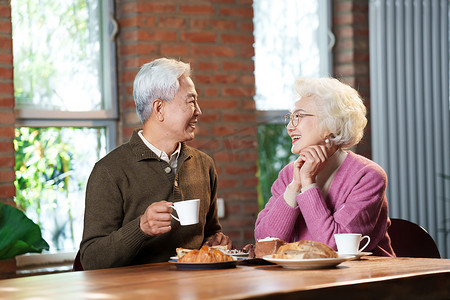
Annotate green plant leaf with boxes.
[0,202,49,260]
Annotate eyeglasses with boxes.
[284,112,315,127]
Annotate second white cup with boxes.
[170,199,200,226]
[334,233,371,254]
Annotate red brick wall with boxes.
[115,0,258,247]
[332,0,371,158]
[0,1,15,207]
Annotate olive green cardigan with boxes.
[80,130,222,270]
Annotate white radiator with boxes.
[369,0,450,258]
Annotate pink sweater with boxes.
[255,151,395,256]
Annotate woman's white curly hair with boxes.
[294,77,367,149]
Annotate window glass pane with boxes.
[253,0,321,111]
[11,0,103,111]
[14,127,107,251]
[257,124,297,210]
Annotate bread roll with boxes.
[273,240,338,259]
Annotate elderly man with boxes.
[80,58,232,270]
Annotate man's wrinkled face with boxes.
[162,76,202,143]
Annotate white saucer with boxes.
[338,251,372,260]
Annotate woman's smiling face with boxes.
[287,96,327,154]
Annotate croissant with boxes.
[178,246,234,263]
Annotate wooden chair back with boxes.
[388,218,440,258]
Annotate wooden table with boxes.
[1,256,449,299]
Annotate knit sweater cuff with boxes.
[284,185,300,208]
[301,183,317,193]
[120,217,149,250]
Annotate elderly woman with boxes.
[255,77,395,256]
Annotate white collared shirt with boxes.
[138,130,181,173]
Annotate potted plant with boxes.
[0,202,49,277]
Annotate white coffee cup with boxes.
[170,199,200,226]
[334,233,371,254]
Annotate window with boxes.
[12,0,118,252]
[253,0,332,209]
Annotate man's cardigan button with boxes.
[164,167,171,173]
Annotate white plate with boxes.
[338,252,372,260]
[262,254,355,269]
[169,256,178,261]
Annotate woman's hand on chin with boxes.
[290,156,305,193]
[298,145,328,186]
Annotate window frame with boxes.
[14,119,117,154]
[14,0,119,149]
[12,0,118,260]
